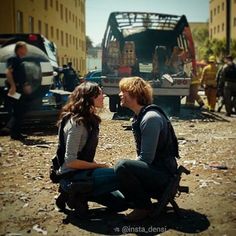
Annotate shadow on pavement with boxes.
[62,206,210,235]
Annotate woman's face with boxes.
[93,88,104,108]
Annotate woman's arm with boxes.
[66,159,108,169]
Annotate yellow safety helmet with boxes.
[208,55,216,62]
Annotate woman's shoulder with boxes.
[65,117,87,132]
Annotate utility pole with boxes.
[226,0,231,54]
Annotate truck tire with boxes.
[171,96,181,116]
[109,96,118,112]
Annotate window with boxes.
[16,11,23,33]
[29,16,34,32]
[214,8,216,15]
[222,23,224,31]
[44,0,48,10]
[76,38,78,49]
[73,36,75,46]
[60,4,63,20]
[217,25,220,33]
[66,33,68,47]
[56,28,59,40]
[210,28,212,39]
[69,11,71,20]
[222,2,224,11]
[75,16,78,28]
[50,0,53,7]
[214,26,216,34]
[56,0,58,11]
[72,14,74,22]
[45,23,48,37]
[38,20,42,33]
[50,26,54,38]
[69,34,72,44]
[61,31,64,45]
[76,58,78,70]
[234,17,236,26]
[217,5,220,13]
[75,0,77,7]
[65,8,68,22]
[210,10,212,23]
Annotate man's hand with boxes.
[96,162,111,168]
[8,86,16,95]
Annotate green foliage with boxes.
[86,35,93,50]
[191,26,236,60]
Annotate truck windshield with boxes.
[43,41,58,68]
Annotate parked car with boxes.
[84,70,102,86]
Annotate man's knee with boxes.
[114,159,130,175]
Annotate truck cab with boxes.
[102,12,196,115]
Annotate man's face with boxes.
[119,90,135,108]
[18,46,28,57]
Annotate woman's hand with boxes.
[94,161,111,168]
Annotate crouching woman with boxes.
[55,82,127,217]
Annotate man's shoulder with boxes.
[141,108,164,127]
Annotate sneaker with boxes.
[124,208,153,221]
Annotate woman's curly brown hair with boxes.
[58,82,101,129]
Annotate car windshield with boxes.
[43,41,58,68]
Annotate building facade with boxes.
[209,0,236,40]
[0,0,86,74]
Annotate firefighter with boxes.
[186,68,205,108]
[200,55,218,112]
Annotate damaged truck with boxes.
[101,12,197,115]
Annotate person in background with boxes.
[62,62,78,92]
[5,41,32,141]
[221,55,236,116]
[186,68,205,109]
[200,55,218,112]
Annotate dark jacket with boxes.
[132,105,178,175]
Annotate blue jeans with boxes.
[60,168,128,212]
[114,159,171,209]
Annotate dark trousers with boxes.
[114,159,171,209]
[8,96,27,136]
[224,82,236,115]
